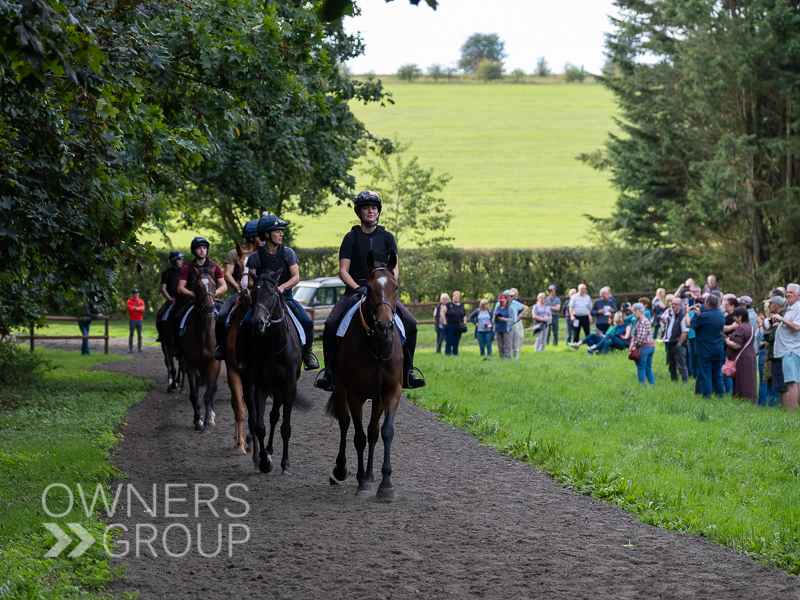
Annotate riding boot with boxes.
[236,320,251,373]
[171,318,181,358]
[302,338,320,371]
[313,331,336,391]
[402,328,426,389]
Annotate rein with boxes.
[252,276,296,358]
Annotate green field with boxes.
[408,345,800,574]
[142,83,618,250]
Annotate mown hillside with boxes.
[291,82,619,249]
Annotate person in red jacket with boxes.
[127,288,146,353]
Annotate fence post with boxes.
[29,322,34,352]
[104,318,109,355]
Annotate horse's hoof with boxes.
[209,411,216,426]
[329,467,348,484]
[356,487,370,498]
[259,455,273,474]
[376,486,395,501]
[281,469,291,476]
[200,428,211,435]
[194,420,203,431]
[235,445,246,455]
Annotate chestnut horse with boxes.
[241,271,311,474]
[327,251,403,499]
[223,240,256,454]
[181,268,221,432]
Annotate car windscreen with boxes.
[292,286,317,304]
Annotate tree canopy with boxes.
[458,33,506,74]
[0,0,391,333]
[587,0,800,293]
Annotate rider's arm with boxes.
[338,258,359,291]
[278,264,300,294]
[177,280,193,299]
[215,278,227,298]
[224,263,237,291]
[160,283,174,302]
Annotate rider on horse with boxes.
[171,236,227,357]
[236,214,320,372]
[155,250,184,341]
[314,190,426,391]
[214,220,259,360]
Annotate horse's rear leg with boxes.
[227,369,246,454]
[254,388,271,474]
[242,375,260,470]
[377,410,396,500]
[278,387,297,474]
[365,398,384,485]
[264,397,281,473]
[329,390,350,484]
[350,402,369,495]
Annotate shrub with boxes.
[475,60,503,81]
[0,340,52,389]
[563,63,588,83]
[511,68,526,83]
[427,64,444,82]
[397,64,422,82]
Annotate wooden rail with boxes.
[12,316,111,354]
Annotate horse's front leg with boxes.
[186,366,202,430]
[202,362,220,433]
[278,383,298,474]
[350,400,368,495]
[377,408,397,500]
[241,373,260,470]
[265,394,280,472]
[254,386,272,474]
[365,397,384,485]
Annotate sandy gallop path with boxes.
[87,342,799,599]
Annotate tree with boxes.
[318,0,437,21]
[397,63,423,82]
[563,63,587,83]
[586,0,800,293]
[535,56,551,77]
[458,33,506,74]
[427,63,445,82]
[476,60,503,81]
[511,68,526,83]
[363,138,453,247]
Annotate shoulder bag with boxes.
[722,326,755,378]
[627,341,641,361]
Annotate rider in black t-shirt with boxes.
[155,251,184,342]
[314,190,425,391]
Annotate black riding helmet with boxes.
[190,236,209,256]
[257,213,286,240]
[169,250,184,263]
[353,190,382,216]
[242,220,259,240]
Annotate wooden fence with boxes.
[12,316,111,354]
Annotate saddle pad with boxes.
[161,302,174,322]
[179,305,220,338]
[337,298,405,344]
[287,308,306,347]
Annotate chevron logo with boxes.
[44,523,96,558]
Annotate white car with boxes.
[292,277,347,335]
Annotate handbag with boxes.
[722,326,755,378]
[628,341,641,361]
[458,321,468,334]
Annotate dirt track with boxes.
[73,340,800,599]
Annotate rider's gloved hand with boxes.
[356,287,368,297]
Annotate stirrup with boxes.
[303,351,320,370]
[405,366,426,389]
[214,346,225,361]
[314,369,334,391]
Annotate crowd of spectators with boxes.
[437,275,800,412]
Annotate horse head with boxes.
[192,267,217,321]
[252,270,284,335]
[365,250,398,343]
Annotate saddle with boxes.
[336,293,405,345]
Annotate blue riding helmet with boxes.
[242,220,259,239]
[190,236,209,255]
[353,190,382,215]
[257,214,287,237]
[169,250,184,263]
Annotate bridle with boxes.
[253,275,285,327]
[195,274,217,320]
[358,266,398,361]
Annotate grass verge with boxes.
[406,344,800,575]
[0,349,149,598]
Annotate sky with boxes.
[343,0,620,75]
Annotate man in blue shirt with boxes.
[690,294,726,397]
[545,285,561,347]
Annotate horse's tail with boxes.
[325,394,338,419]
[294,391,313,412]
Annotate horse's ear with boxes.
[192,265,199,276]
[366,251,375,272]
[387,250,397,272]
[253,237,262,250]
[235,240,243,256]
[265,268,280,282]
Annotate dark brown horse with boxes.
[181,268,221,432]
[156,304,184,392]
[242,270,311,474]
[223,240,256,454]
[327,251,403,499]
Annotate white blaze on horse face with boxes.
[377,276,388,287]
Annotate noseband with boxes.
[196,276,216,318]
[253,276,285,327]
[359,266,398,351]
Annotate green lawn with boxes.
[0,349,149,597]
[139,83,619,250]
[407,344,800,574]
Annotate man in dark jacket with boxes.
[690,293,726,397]
[664,298,689,382]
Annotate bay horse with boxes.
[157,304,184,392]
[242,270,311,474]
[223,240,256,454]
[181,268,221,433]
[327,250,403,499]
